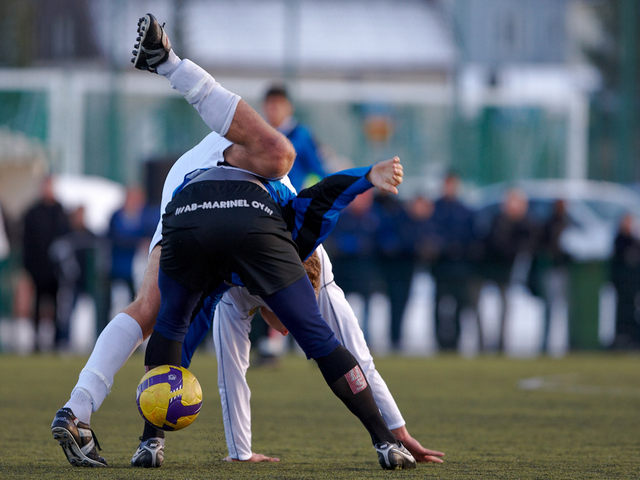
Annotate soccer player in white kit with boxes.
[50,13,443,469]
[207,247,420,463]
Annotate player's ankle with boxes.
[157,50,181,77]
[64,389,93,425]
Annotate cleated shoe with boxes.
[51,408,107,467]
[375,441,417,470]
[131,13,171,72]
[131,437,165,468]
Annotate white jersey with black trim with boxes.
[214,245,405,461]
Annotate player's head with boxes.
[619,212,635,235]
[123,185,146,213]
[39,175,56,204]
[408,195,434,221]
[442,170,460,200]
[503,188,528,220]
[263,84,293,129]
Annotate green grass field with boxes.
[1,352,639,479]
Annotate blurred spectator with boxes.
[0,200,10,320]
[22,176,70,351]
[324,189,380,340]
[0,201,8,263]
[610,213,640,349]
[407,195,440,266]
[431,172,475,351]
[484,189,538,352]
[50,206,97,350]
[102,186,151,333]
[373,192,415,351]
[263,85,326,191]
[530,200,571,353]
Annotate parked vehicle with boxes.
[471,179,640,261]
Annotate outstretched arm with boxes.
[282,156,404,260]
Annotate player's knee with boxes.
[124,296,159,338]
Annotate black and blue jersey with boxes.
[179,166,374,367]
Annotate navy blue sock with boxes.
[263,277,395,445]
[316,345,396,446]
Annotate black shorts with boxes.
[160,178,306,297]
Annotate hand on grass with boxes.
[391,426,445,464]
[223,453,280,462]
[366,156,403,195]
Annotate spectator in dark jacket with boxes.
[610,213,640,349]
[407,196,440,267]
[50,206,97,349]
[484,189,538,352]
[22,176,70,351]
[431,172,475,351]
[531,200,571,353]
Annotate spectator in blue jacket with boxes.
[373,193,416,351]
[324,190,380,341]
[263,85,326,191]
[101,186,155,332]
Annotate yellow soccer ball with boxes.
[136,365,203,431]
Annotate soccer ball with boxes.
[136,365,203,431]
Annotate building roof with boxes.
[89,0,455,76]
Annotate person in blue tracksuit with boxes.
[263,85,326,191]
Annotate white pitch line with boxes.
[519,374,640,397]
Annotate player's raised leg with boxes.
[132,13,294,180]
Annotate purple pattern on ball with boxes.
[136,366,201,431]
[165,397,203,426]
[136,367,184,400]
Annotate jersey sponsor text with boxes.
[174,198,273,216]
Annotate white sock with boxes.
[164,58,241,136]
[157,49,181,76]
[66,313,143,422]
[64,389,93,424]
